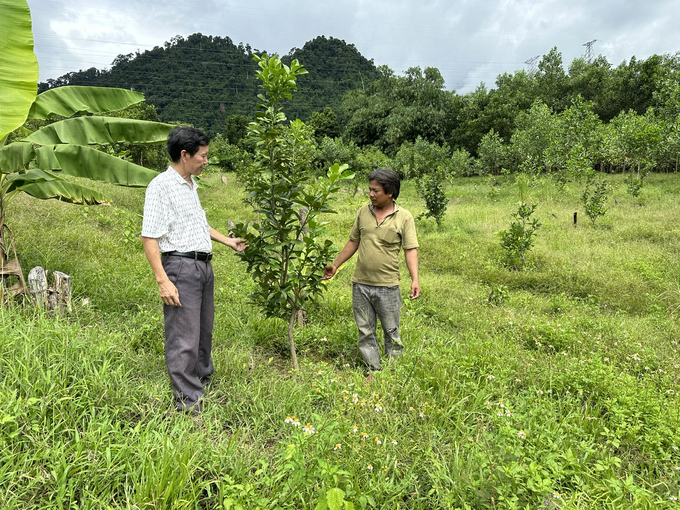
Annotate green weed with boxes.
[2,173,680,508]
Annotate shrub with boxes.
[416,175,448,228]
[582,177,611,226]
[499,201,542,269]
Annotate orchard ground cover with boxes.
[2,171,680,509]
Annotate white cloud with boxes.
[27,0,680,92]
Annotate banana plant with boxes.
[0,0,174,297]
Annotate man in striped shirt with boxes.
[142,126,246,413]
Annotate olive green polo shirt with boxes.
[349,202,419,286]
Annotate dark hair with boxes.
[167,126,210,163]
[368,168,401,200]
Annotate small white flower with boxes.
[486,375,495,381]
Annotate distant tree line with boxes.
[40,34,379,136]
[40,35,680,177]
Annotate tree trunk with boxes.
[28,266,72,311]
[28,266,49,308]
[51,271,72,311]
[288,305,299,370]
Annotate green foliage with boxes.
[43,35,380,135]
[450,148,474,178]
[582,177,611,226]
[207,133,252,174]
[99,101,169,172]
[315,137,359,177]
[281,36,380,121]
[4,172,680,508]
[499,201,542,269]
[487,284,509,305]
[476,129,507,176]
[0,0,172,297]
[235,54,354,369]
[308,107,342,142]
[343,66,455,155]
[393,137,451,180]
[314,138,391,195]
[625,167,649,199]
[224,114,251,147]
[416,175,448,228]
[0,0,38,141]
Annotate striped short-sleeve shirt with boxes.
[141,167,212,253]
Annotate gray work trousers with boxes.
[352,283,403,371]
[162,255,214,412]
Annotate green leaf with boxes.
[0,0,39,142]
[28,86,145,120]
[4,168,60,189]
[25,117,174,146]
[35,144,157,186]
[326,488,346,510]
[0,142,35,173]
[8,172,111,204]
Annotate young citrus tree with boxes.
[234,55,354,369]
[498,201,542,270]
[0,0,173,297]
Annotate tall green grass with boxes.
[2,172,680,508]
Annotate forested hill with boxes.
[38,34,380,135]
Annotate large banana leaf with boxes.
[3,168,63,193]
[3,169,110,204]
[25,117,174,146]
[0,142,36,174]
[35,144,157,186]
[0,0,39,142]
[28,86,146,120]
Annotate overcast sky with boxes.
[27,0,680,94]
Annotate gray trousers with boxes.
[162,256,214,411]
[352,283,403,371]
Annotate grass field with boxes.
[2,171,680,509]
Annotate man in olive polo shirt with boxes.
[323,168,420,374]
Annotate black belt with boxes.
[162,251,213,262]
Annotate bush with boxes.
[582,177,611,226]
[498,201,542,269]
[394,137,452,180]
[416,175,448,228]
